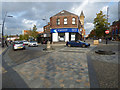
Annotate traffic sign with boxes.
[105,30,109,34]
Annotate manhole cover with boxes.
[95,50,115,55]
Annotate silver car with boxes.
[28,41,38,47]
[23,41,29,45]
[13,41,26,51]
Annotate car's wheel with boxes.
[68,44,71,47]
[13,49,16,51]
[82,44,86,48]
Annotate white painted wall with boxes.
[65,32,69,42]
[52,33,58,42]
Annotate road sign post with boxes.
[105,30,109,44]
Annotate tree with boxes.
[32,25,38,40]
[33,25,37,31]
[19,35,24,40]
[93,11,110,38]
[24,34,29,40]
[88,29,96,38]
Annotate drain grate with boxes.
[95,50,115,55]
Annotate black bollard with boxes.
[106,38,108,44]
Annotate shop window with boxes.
[56,18,60,25]
[72,17,76,24]
[71,33,76,41]
[64,18,67,25]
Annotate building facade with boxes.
[109,20,120,40]
[38,22,51,43]
[118,1,120,20]
[48,10,85,42]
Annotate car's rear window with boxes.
[14,42,23,44]
[30,41,36,43]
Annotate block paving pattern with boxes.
[13,47,92,88]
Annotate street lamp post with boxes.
[1,12,13,47]
[106,7,109,44]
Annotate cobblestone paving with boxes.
[13,46,94,88]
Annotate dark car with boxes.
[66,40,90,48]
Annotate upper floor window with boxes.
[72,17,76,24]
[56,18,60,25]
[64,18,67,25]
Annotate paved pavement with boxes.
[2,40,119,88]
[2,41,97,88]
[13,46,96,88]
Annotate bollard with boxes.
[47,41,51,49]
[94,40,99,45]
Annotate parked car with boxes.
[28,41,38,47]
[66,40,90,48]
[23,41,29,45]
[13,41,26,51]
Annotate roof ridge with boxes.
[52,10,78,17]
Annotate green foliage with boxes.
[19,25,38,40]
[33,25,37,31]
[88,29,96,38]
[93,11,110,38]
[24,34,29,40]
[32,25,38,39]
[19,35,24,40]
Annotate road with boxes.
[2,43,96,88]
[2,40,119,88]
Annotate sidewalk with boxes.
[0,43,10,55]
[88,42,118,88]
[0,47,7,55]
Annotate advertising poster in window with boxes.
[71,35,75,41]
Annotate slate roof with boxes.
[53,10,78,17]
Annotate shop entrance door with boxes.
[58,33,65,42]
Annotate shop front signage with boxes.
[50,28,78,33]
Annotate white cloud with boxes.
[101,5,108,14]
[71,0,89,15]
[22,19,37,29]
[84,22,94,35]
[37,27,43,32]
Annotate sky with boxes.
[0,0,119,35]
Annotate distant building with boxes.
[118,1,120,20]
[109,20,120,40]
[43,10,85,43]
[7,36,20,41]
[22,30,43,35]
[37,22,51,43]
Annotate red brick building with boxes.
[43,10,85,42]
[40,22,51,42]
[109,20,120,40]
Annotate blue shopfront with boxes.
[51,28,81,42]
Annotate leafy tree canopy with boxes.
[93,11,110,38]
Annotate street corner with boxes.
[2,67,7,74]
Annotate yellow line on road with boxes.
[2,67,7,73]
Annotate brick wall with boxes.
[43,23,50,33]
[50,15,78,29]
